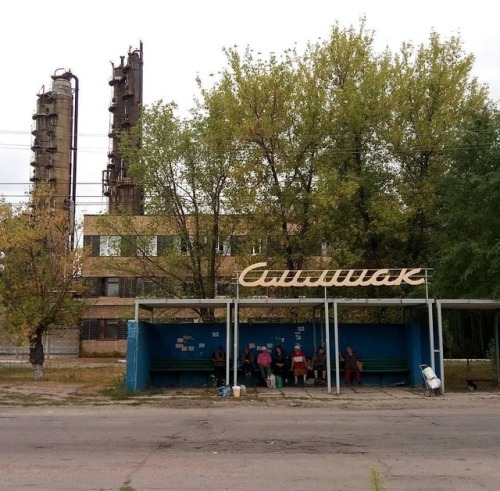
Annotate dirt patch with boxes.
[1,358,498,408]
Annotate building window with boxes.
[182,281,195,297]
[217,237,231,256]
[84,277,101,297]
[229,235,244,256]
[81,319,128,340]
[137,236,157,256]
[104,277,120,297]
[101,320,119,339]
[83,235,100,257]
[180,236,195,256]
[250,239,262,256]
[136,278,157,297]
[120,236,137,257]
[100,236,121,256]
[216,281,232,297]
[157,235,177,255]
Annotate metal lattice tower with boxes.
[102,42,144,215]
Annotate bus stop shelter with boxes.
[130,296,441,394]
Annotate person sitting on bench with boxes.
[312,346,327,384]
[341,345,362,385]
[291,344,308,386]
[257,346,272,385]
[241,345,255,383]
[212,346,226,386]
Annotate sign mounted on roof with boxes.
[238,262,428,288]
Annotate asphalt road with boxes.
[1,403,499,491]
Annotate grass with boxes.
[370,467,388,491]
[0,363,124,388]
[444,359,497,391]
[1,359,497,403]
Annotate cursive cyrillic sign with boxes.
[238,262,426,288]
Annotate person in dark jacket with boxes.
[212,345,226,386]
[341,345,362,385]
[272,345,289,386]
[240,345,255,383]
[312,346,327,384]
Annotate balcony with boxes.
[122,86,134,99]
[109,74,125,86]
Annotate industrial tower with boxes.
[30,70,79,245]
[102,42,144,215]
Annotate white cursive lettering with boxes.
[238,263,426,288]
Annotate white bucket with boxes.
[232,386,241,398]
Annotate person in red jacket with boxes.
[291,344,308,386]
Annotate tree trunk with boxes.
[29,330,45,381]
[33,364,44,381]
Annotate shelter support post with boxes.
[233,301,239,386]
[324,296,331,394]
[495,312,500,386]
[226,302,231,386]
[428,301,435,371]
[436,301,445,394]
[333,299,340,395]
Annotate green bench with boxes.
[335,358,409,386]
[150,359,215,385]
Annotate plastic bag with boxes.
[217,385,231,397]
[266,374,276,388]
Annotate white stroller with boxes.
[419,364,442,396]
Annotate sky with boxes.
[1,0,499,219]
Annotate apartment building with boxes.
[80,213,331,354]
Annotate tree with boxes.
[310,21,405,269]
[386,32,488,266]
[98,22,497,309]
[0,188,85,379]
[107,101,237,320]
[432,107,500,298]
[202,45,328,272]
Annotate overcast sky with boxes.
[1,0,499,218]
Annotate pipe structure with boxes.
[139,41,143,107]
[65,72,79,250]
[51,69,79,249]
[496,311,499,386]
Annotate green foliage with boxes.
[0,187,86,363]
[105,19,497,304]
[486,339,497,375]
[369,467,388,491]
[432,109,500,298]
[100,372,129,400]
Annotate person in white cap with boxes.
[291,344,308,385]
